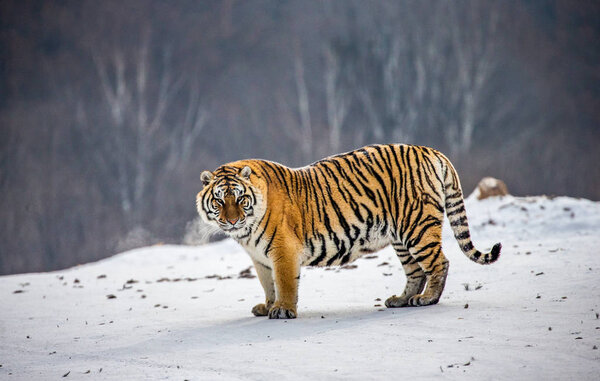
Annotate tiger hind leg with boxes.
[385,243,427,308]
[406,237,449,307]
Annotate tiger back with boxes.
[196,144,501,319]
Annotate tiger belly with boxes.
[238,226,392,269]
[300,228,393,267]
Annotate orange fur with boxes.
[197,144,500,318]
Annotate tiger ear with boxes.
[200,171,213,186]
[240,166,252,179]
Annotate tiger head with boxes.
[196,165,260,233]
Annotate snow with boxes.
[2,195,600,380]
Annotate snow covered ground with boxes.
[2,195,600,380]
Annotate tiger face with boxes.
[196,165,258,232]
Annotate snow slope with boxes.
[1,195,599,380]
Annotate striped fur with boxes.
[196,144,501,319]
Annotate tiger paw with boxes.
[407,294,439,307]
[385,295,410,308]
[252,303,270,317]
[268,303,297,319]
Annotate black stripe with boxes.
[263,161,292,197]
[456,231,470,240]
[412,241,438,256]
[326,240,347,266]
[446,199,463,209]
[264,226,278,257]
[413,242,439,262]
[446,205,465,217]
[404,146,419,200]
[308,233,328,266]
[450,216,468,227]
[382,146,400,223]
[306,168,323,223]
[320,162,349,203]
[336,158,363,196]
[407,217,441,249]
[405,267,423,277]
[348,154,371,183]
[253,210,271,246]
[259,165,273,183]
[402,206,424,244]
[446,191,462,199]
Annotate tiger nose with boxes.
[227,217,238,224]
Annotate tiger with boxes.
[196,144,501,319]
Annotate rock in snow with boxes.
[474,177,509,200]
[1,195,600,379]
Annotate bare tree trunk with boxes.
[165,80,209,172]
[324,46,349,154]
[90,30,202,230]
[293,41,313,161]
[93,50,133,217]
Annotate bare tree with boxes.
[323,45,351,155]
[293,40,313,161]
[3,0,598,275]
[443,2,500,155]
[331,1,537,159]
[87,30,207,232]
[164,80,209,173]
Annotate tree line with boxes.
[1,0,598,274]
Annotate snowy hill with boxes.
[2,195,599,380]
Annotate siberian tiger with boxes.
[196,144,501,319]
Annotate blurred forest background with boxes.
[1,0,599,275]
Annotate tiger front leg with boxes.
[251,260,275,317]
[268,245,301,319]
